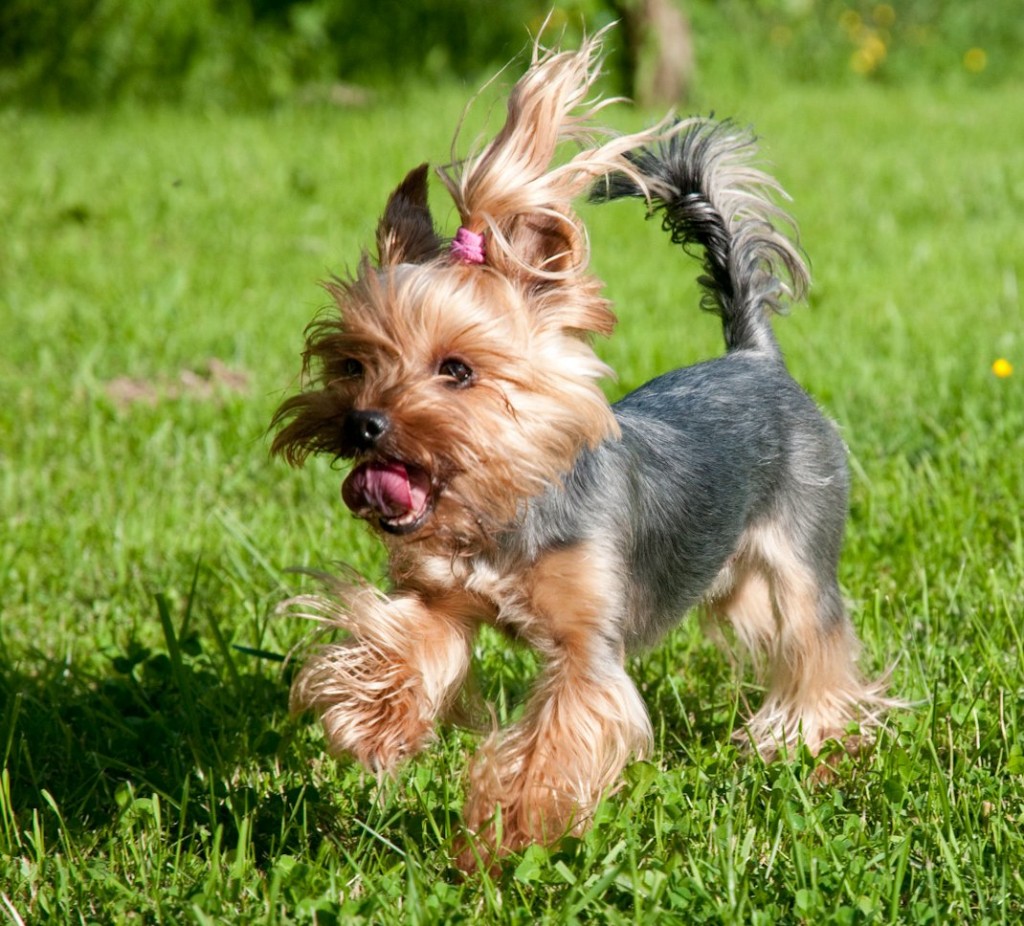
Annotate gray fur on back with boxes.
[511,351,848,648]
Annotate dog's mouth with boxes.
[341,458,435,535]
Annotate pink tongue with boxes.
[342,461,429,520]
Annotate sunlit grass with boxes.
[1,78,1022,922]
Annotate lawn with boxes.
[1,72,1022,923]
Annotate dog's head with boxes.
[270,163,618,549]
[271,35,665,550]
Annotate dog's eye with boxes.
[438,358,474,387]
[339,358,364,378]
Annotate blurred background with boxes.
[1,0,1020,110]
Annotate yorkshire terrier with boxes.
[272,33,893,866]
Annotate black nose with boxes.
[343,409,390,451]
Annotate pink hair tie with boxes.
[451,226,486,265]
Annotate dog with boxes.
[271,32,892,867]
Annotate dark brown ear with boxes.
[510,213,581,278]
[376,164,442,266]
[504,212,616,336]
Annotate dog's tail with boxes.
[591,118,809,355]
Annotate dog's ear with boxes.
[501,212,616,336]
[509,214,580,279]
[376,164,442,266]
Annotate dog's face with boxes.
[272,166,619,551]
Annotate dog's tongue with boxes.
[342,460,429,521]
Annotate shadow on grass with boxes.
[0,569,339,862]
[0,558,773,882]
[636,633,747,762]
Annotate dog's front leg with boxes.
[459,543,652,867]
[289,580,478,773]
[460,650,651,867]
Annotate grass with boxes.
[1,72,1023,923]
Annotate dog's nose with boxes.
[343,409,390,450]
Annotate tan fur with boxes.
[705,563,776,658]
[459,661,651,869]
[458,542,652,867]
[273,263,619,553]
[286,578,479,771]
[439,32,671,288]
[526,544,615,656]
[708,525,896,758]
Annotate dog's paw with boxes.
[292,642,435,773]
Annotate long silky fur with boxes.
[592,119,810,354]
[270,30,898,870]
[437,28,677,285]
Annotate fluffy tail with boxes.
[592,118,809,355]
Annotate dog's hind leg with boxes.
[735,524,891,758]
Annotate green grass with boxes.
[2,75,1023,923]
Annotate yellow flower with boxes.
[992,358,1013,378]
[873,4,896,28]
[839,10,862,37]
[964,48,988,73]
[850,31,887,75]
